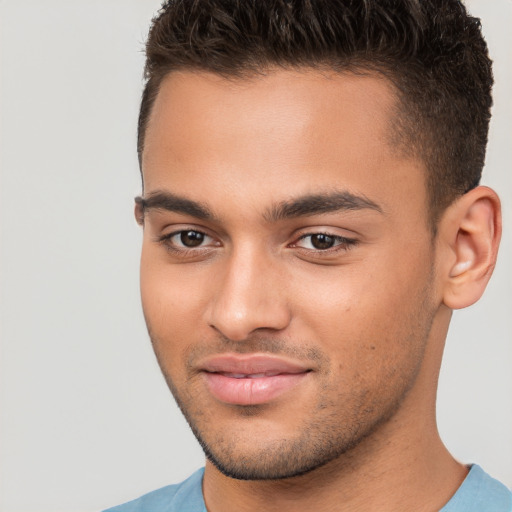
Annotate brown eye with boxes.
[293,232,357,253]
[180,230,205,247]
[158,229,218,255]
[310,234,335,249]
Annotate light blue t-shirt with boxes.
[103,464,512,512]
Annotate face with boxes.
[138,69,439,480]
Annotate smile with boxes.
[218,371,282,378]
[198,354,312,406]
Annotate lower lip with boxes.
[203,372,309,405]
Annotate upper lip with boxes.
[198,354,311,376]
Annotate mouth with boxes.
[199,354,312,406]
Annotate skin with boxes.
[137,69,501,511]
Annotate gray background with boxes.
[0,1,510,511]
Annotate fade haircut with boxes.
[139,0,493,224]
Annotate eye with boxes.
[294,232,357,251]
[176,230,208,247]
[159,229,216,250]
[302,233,336,250]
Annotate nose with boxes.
[206,245,292,342]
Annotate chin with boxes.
[184,401,398,481]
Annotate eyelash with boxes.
[157,229,358,257]
[293,232,358,254]
[157,229,217,256]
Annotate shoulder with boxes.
[102,468,206,512]
[441,465,512,512]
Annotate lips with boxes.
[199,354,311,405]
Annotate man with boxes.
[105,0,511,511]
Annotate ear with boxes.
[439,186,501,310]
[134,197,145,226]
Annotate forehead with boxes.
[142,68,427,223]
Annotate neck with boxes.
[202,307,467,512]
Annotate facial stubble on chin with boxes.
[147,320,434,482]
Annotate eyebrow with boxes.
[135,191,214,220]
[135,189,383,223]
[264,191,383,222]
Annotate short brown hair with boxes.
[139,0,493,223]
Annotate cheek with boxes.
[290,252,433,367]
[140,244,207,318]
[289,264,396,333]
[139,248,208,368]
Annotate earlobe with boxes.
[440,186,501,310]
